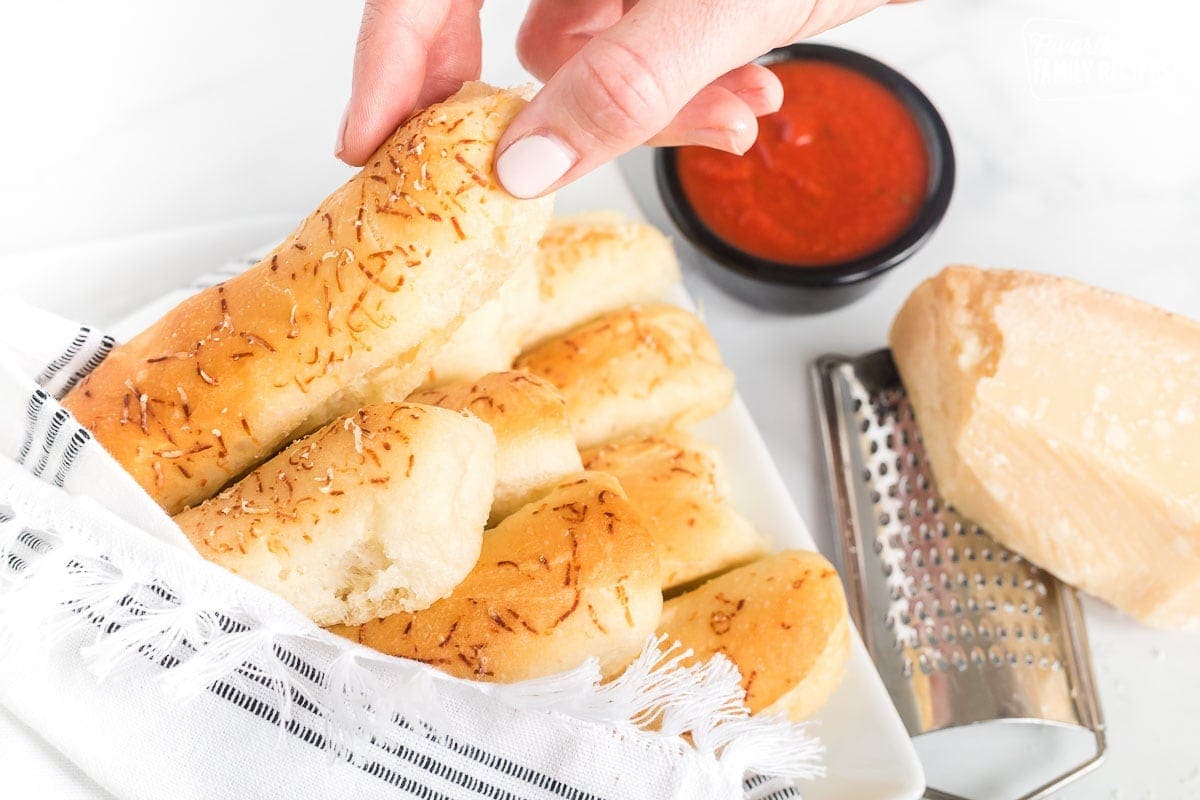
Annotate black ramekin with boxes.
[655,43,955,313]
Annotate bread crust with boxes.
[581,433,768,589]
[173,403,495,626]
[524,212,680,347]
[409,371,583,523]
[329,472,663,681]
[515,304,735,449]
[657,550,850,720]
[63,83,552,513]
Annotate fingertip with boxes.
[495,133,577,198]
[334,105,351,162]
[745,67,784,116]
[336,101,387,167]
[715,63,784,117]
[647,87,759,154]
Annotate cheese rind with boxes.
[890,266,1200,628]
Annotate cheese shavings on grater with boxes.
[814,349,1106,800]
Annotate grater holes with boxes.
[847,381,1076,684]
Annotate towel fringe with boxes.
[0,497,823,789]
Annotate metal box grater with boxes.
[813,350,1105,800]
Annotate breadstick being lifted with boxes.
[63,83,553,513]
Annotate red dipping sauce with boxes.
[676,60,930,266]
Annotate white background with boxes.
[1,1,1198,798]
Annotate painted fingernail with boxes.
[495,134,576,198]
[334,105,350,158]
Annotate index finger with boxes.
[338,0,452,166]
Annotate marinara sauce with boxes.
[676,60,929,266]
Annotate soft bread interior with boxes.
[410,371,583,524]
[174,403,496,626]
[329,472,662,681]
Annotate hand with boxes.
[337,0,893,197]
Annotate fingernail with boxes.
[334,105,350,158]
[682,123,750,155]
[495,134,576,198]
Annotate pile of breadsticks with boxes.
[63,84,849,723]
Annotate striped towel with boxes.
[0,282,820,800]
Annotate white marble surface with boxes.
[2,1,1199,798]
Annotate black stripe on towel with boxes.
[743,774,801,800]
[35,328,91,386]
[16,389,50,464]
[52,428,93,487]
[31,409,70,478]
[7,513,639,800]
[56,333,116,396]
[91,571,607,798]
[397,717,603,800]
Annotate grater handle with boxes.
[921,725,1106,800]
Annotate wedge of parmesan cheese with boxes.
[890,265,1200,629]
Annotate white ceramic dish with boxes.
[11,163,925,800]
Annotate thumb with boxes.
[495,1,772,198]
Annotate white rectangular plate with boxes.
[18,164,924,800]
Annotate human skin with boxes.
[337,0,905,197]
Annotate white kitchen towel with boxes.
[0,287,821,800]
